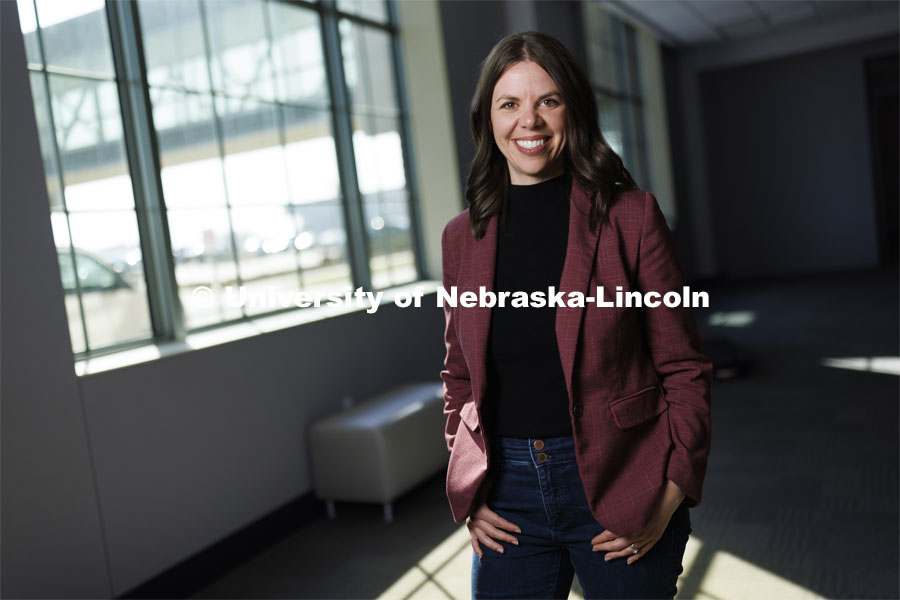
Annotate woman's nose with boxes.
[520,107,541,128]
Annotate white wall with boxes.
[1,1,113,596]
[0,1,450,596]
[395,0,462,279]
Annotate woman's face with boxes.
[490,60,567,185]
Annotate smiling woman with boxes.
[440,31,713,600]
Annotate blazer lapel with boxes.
[460,176,601,410]
[556,178,601,402]
[460,214,497,412]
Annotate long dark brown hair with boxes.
[466,31,638,239]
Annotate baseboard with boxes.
[120,492,324,599]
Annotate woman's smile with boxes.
[514,136,550,154]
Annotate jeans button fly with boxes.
[533,439,544,450]
[537,452,548,463]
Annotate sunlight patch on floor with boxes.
[822,356,900,376]
[376,525,471,600]
[708,311,756,327]
[682,537,824,600]
[377,528,824,599]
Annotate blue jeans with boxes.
[472,435,691,599]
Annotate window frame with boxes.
[23,0,423,361]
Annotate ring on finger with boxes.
[630,543,640,554]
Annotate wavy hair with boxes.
[466,31,638,239]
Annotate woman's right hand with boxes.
[466,503,521,558]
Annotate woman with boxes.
[439,31,712,599]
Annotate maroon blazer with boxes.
[439,177,713,537]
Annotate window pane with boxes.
[337,0,388,24]
[138,0,211,92]
[34,0,115,78]
[48,75,134,210]
[230,206,302,316]
[351,114,414,287]
[598,95,624,157]
[268,2,329,106]
[217,97,290,206]
[283,105,340,203]
[364,193,415,289]
[51,214,87,353]
[205,0,276,100]
[291,202,352,290]
[339,20,399,114]
[151,88,226,209]
[167,208,242,329]
[280,107,351,293]
[29,72,63,210]
[351,113,406,194]
[17,0,43,66]
[67,211,153,348]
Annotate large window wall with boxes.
[18,0,419,357]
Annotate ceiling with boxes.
[598,0,900,47]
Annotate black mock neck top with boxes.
[485,171,573,438]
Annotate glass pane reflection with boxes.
[30,72,63,210]
[34,0,115,77]
[17,0,42,66]
[151,88,226,209]
[138,0,211,92]
[336,0,388,23]
[340,20,399,114]
[364,196,415,289]
[167,208,242,329]
[351,114,406,194]
[205,0,276,100]
[48,75,134,211]
[230,205,301,316]
[67,211,153,348]
[282,105,340,204]
[268,2,329,106]
[217,96,290,206]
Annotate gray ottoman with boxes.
[309,382,446,522]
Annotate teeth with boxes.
[516,138,547,149]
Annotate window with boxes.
[583,6,650,189]
[18,0,419,357]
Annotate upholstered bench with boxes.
[309,381,446,522]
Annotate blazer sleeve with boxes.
[636,192,713,507]
[439,223,472,453]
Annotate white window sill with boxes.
[75,280,441,377]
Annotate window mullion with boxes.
[319,0,371,291]
[105,0,185,341]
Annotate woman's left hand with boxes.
[590,479,686,564]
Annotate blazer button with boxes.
[573,402,583,418]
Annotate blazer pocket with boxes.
[458,401,481,432]
[608,384,667,429]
